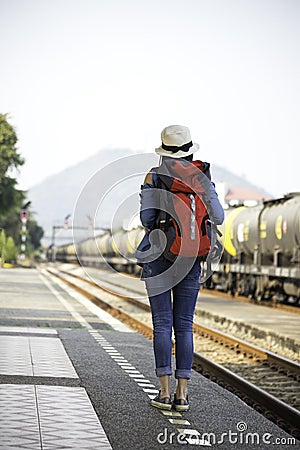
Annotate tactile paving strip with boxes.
[0,385,40,450]
[0,385,112,450]
[0,335,78,378]
[30,336,78,378]
[0,336,32,376]
[37,386,112,449]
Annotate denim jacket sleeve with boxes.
[139,177,159,230]
[209,182,224,225]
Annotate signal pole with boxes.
[19,201,31,261]
[19,209,28,260]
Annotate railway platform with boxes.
[0,267,298,449]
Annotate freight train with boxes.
[53,192,300,305]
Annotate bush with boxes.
[5,236,17,263]
[0,230,17,264]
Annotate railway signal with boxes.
[20,209,28,224]
[19,206,30,260]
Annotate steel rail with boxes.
[193,353,300,436]
[193,323,300,377]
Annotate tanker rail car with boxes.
[54,227,144,274]
[52,192,300,306]
[213,192,300,305]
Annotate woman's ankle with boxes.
[176,378,188,399]
[159,375,170,398]
[175,390,187,400]
[160,389,170,398]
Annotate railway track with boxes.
[45,266,300,438]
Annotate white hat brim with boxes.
[155,142,200,158]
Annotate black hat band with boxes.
[161,141,193,153]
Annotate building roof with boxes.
[225,187,269,201]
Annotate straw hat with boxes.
[155,125,200,158]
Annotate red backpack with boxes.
[153,159,213,262]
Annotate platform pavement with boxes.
[0,267,298,449]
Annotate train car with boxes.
[213,192,300,304]
[53,241,77,263]
[110,228,144,273]
[53,192,300,305]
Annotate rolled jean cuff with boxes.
[175,369,191,379]
[156,366,172,377]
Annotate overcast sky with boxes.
[1,0,299,198]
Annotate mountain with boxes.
[28,148,271,246]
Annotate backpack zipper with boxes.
[189,194,196,240]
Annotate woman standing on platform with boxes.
[136,125,224,411]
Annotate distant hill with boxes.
[28,148,271,246]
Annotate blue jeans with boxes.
[143,258,201,379]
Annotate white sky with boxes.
[1,0,299,197]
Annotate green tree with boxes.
[0,113,24,183]
[0,114,25,224]
[0,114,44,254]
[27,219,44,250]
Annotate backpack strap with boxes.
[154,174,172,232]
